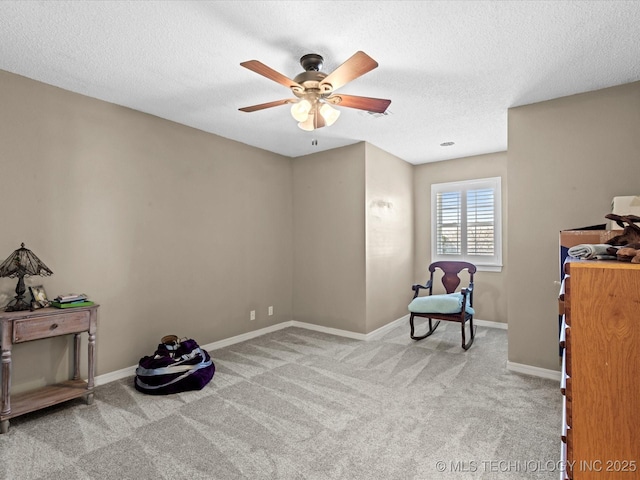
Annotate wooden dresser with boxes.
[0,304,98,434]
[560,261,639,479]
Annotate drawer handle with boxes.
[50,323,59,330]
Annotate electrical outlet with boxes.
[250,310,256,321]
[268,306,273,316]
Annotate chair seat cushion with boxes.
[408,293,475,315]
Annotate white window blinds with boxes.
[432,177,502,271]
[436,191,461,255]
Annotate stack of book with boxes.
[51,293,94,308]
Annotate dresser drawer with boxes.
[13,311,90,343]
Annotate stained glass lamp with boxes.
[0,243,53,311]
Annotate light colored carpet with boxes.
[0,322,561,479]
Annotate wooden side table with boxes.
[0,304,98,434]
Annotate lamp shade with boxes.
[0,243,53,278]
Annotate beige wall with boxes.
[508,81,640,371]
[292,142,414,334]
[0,70,293,390]
[5,66,639,391]
[292,143,367,332]
[365,143,414,332]
[413,152,509,324]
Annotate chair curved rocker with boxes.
[408,261,477,350]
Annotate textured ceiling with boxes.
[1,1,640,165]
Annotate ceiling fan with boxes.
[239,51,391,131]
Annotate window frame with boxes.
[431,177,502,272]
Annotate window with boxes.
[431,177,502,272]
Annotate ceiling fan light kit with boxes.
[239,51,391,132]
[292,101,340,130]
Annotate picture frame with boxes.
[29,285,50,308]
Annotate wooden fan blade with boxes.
[320,51,378,91]
[328,94,391,113]
[239,98,296,112]
[240,60,302,90]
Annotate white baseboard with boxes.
[290,316,506,341]
[290,313,410,341]
[506,361,562,381]
[474,318,508,330]
[200,322,294,351]
[288,320,367,340]
[95,365,137,386]
[365,314,410,340]
[95,322,295,386]
[95,315,509,387]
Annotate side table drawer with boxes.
[13,311,90,343]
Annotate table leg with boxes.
[1,349,11,417]
[87,331,95,391]
[73,333,81,381]
[1,348,10,434]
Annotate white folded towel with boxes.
[567,244,613,259]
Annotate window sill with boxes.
[476,265,502,273]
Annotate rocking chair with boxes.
[408,261,477,350]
